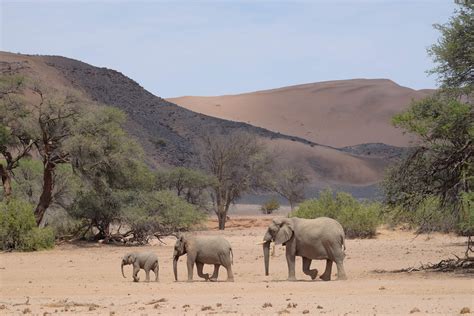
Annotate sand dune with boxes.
[168,79,433,147]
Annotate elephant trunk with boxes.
[121,261,126,278]
[173,256,179,281]
[263,241,271,276]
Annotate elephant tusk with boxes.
[256,241,267,245]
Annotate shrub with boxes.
[261,198,280,214]
[292,189,381,238]
[384,194,472,234]
[0,199,55,251]
[122,190,207,244]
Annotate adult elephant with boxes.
[258,217,347,281]
[173,234,234,282]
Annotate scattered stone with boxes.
[201,305,213,311]
[138,306,145,310]
[278,309,290,314]
[88,306,96,311]
[460,307,471,314]
[216,303,222,307]
[287,303,297,308]
[0,305,6,310]
[109,311,115,316]
[410,307,421,313]
[262,303,272,308]
[317,305,324,309]
[154,304,160,309]
[379,286,386,290]
[22,308,31,314]
[182,304,190,308]
[302,310,310,314]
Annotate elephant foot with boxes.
[133,278,139,283]
[310,270,318,280]
[226,278,234,282]
[209,277,218,282]
[287,276,297,281]
[319,274,331,281]
[186,279,193,283]
[336,274,347,280]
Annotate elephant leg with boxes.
[145,268,150,282]
[224,263,234,282]
[302,257,318,280]
[209,264,220,281]
[154,263,159,282]
[132,264,140,282]
[320,260,333,281]
[335,259,347,280]
[186,257,195,282]
[196,262,210,281]
[285,247,296,281]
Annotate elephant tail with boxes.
[230,247,233,265]
[341,235,346,251]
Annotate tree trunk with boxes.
[0,164,12,199]
[217,212,226,230]
[34,161,55,225]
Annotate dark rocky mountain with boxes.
[0,51,409,199]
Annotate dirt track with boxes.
[0,217,472,315]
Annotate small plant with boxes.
[0,198,55,251]
[261,198,280,214]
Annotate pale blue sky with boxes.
[1,0,456,98]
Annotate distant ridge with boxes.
[168,79,433,147]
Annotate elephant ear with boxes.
[274,219,293,245]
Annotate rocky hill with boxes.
[0,51,411,199]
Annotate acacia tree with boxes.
[272,166,309,210]
[0,76,35,199]
[156,167,216,208]
[383,3,473,236]
[32,88,82,225]
[199,132,273,230]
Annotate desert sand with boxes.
[0,216,472,315]
[168,79,433,147]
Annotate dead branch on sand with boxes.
[373,256,474,274]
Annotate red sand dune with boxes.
[168,79,433,147]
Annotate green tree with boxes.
[383,3,473,235]
[156,167,215,209]
[428,2,473,94]
[0,76,35,199]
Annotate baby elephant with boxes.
[121,252,159,282]
[173,234,234,282]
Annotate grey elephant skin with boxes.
[173,234,234,282]
[260,217,347,281]
[121,252,159,282]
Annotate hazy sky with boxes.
[1,0,456,97]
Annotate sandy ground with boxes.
[0,217,472,315]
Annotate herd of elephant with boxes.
[121,217,347,282]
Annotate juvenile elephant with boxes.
[173,234,234,282]
[121,252,159,282]
[258,217,347,281]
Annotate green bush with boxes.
[0,199,55,251]
[384,195,472,234]
[117,190,207,244]
[261,198,280,214]
[292,189,381,238]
